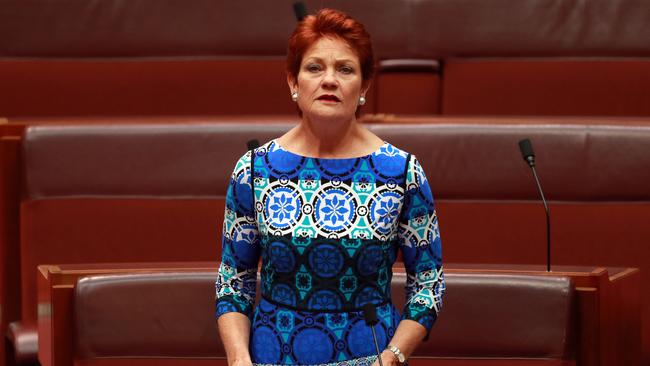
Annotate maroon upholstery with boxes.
[23,121,650,201]
[22,122,293,199]
[75,272,224,359]
[2,0,647,58]
[370,122,650,200]
[420,274,573,358]
[72,271,573,361]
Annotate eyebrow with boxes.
[304,57,357,64]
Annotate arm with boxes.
[215,151,260,365]
[376,155,445,365]
[217,312,253,365]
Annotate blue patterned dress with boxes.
[216,140,445,366]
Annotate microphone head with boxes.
[518,138,536,167]
[247,139,260,151]
[293,2,308,21]
[362,303,378,326]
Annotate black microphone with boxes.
[518,138,551,272]
[293,2,307,21]
[362,303,384,366]
[247,139,260,151]
[518,138,535,167]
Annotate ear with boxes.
[361,79,372,97]
[287,75,297,94]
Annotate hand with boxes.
[371,349,400,366]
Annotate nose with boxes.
[321,69,338,89]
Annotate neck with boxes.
[288,116,362,157]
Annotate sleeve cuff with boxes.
[401,306,438,341]
[216,296,254,321]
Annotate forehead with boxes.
[302,37,360,64]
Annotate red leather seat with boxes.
[72,271,573,364]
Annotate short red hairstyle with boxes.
[286,8,375,86]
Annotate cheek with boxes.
[344,84,363,104]
[296,79,321,108]
[296,86,316,113]
[300,79,321,98]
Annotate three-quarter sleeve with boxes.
[216,151,261,320]
[397,154,446,339]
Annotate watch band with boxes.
[386,345,406,363]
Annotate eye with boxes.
[338,65,354,74]
[306,63,322,73]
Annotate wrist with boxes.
[385,344,406,364]
[229,354,252,365]
[230,358,252,366]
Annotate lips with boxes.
[317,94,341,102]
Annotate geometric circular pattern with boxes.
[262,183,304,232]
[308,243,344,278]
[269,241,296,273]
[250,298,400,365]
[367,189,402,236]
[312,184,358,236]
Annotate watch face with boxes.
[397,353,405,363]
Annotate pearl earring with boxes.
[359,96,366,106]
[291,91,299,102]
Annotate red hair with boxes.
[287,8,375,85]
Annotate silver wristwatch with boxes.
[386,345,406,364]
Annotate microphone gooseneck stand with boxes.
[362,303,384,366]
[518,138,551,272]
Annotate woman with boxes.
[216,8,445,366]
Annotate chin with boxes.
[307,109,356,122]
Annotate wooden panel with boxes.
[442,60,650,116]
[575,287,599,366]
[21,199,225,325]
[0,60,292,117]
[374,72,441,115]
[1,136,22,365]
[604,269,641,366]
